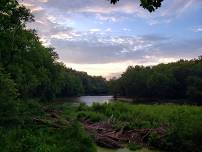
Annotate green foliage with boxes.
[0,123,96,152]
[71,69,109,95]
[109,57,202,102]
[109,0,163,12]
[0,0,33,31]
[1,1,201,152]
[128,142,142,151]
[0,67,17,102]
[0,67,18,125]
[77,102,89,111]
[77,111,107,122]
[147,72,178,98]
[186,76,202,99]
[0,0,109,102]
[77,102,202,152]
[0,100,96,152]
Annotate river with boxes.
[66,95,113,106]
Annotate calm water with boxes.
[54,96,113,105]
[71,96,113,106]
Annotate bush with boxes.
[128,142,142,151]
[0,68,19,126]
[0,122,96,152]
[77,111,106,122]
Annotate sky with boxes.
[20,0,202,78]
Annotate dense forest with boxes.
[109,57,202,102]
[0,0,108,102]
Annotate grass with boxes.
[127,143,142,151]
[0,100,96,152]
[72,101,202,152]
[1,100,202,152]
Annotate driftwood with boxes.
[33,107,167,149]
[83,120,167,149]
[96,135,122,148]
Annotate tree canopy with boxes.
[0,0,109,102]
[109,57,202,102]
[110,0,164,12]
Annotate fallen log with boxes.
[83,120,168,149]
[95,135,123,148]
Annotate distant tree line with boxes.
[0,0,108,102]
[109,57,202,101]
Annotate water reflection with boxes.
[73,96,113,106]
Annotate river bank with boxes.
[75,101,202,152]
[43,97,202,151]
[1,98,201,152]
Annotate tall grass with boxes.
[0,100,96,152]
[1,100,201,152]
[76,102,202,152]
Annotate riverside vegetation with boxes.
[1,99,201,152]
[0,1,202,152]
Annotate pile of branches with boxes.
[83,120,167,149]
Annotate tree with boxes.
[0,0,33,31]
[110,56,202,102]
[186,76,202,99]
[109,0,163,12]
[147,72,178,98]
[1,0,111,101]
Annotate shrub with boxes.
[77,111,106,122]
[128,142,142,151]
[0,68,19,126]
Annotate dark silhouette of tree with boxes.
[109,56,202,101]
[0,0,109,101]
[109,0,163,12]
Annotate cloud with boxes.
[43,0,140,14]
[49,29,202,64]
[64,57,180,77]
[96,14,118,22]
[20,0,202,27]
[89,28,101,33]
[161,0,202,17]
[38,0,48,3]
[19,0,202,77]
[105,28,112,32]
[191,26,202,32]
